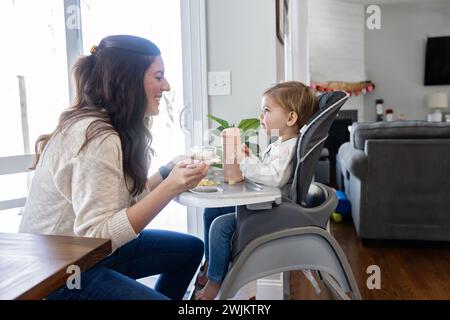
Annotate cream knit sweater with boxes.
[19,117,141,251]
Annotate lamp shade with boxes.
[427,92,448,109]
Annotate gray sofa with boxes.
[336,121,450,242]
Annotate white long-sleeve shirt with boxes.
[240,137,297,197]
[19,117,140,251]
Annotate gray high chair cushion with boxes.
[231,91,349,260]
[290,91,348,205]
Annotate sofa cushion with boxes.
[337,142,367,179]
[350,121,450,150]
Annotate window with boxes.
[0,0,68,232]
[0,0,207,235]
[80,0,188,232]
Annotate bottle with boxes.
[385,109,394,121]
[375,99,384,121]
[221,127,244,184]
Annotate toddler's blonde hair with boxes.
[263,81,318,128]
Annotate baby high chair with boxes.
[217,91,361,300]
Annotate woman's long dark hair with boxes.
[33,35,160,196]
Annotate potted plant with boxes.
[207,115,260,167]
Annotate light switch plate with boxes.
[208,71,231,96]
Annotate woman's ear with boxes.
[287,111,298,127]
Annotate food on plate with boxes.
[196,179,221,187]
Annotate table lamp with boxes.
[427,92,448,122]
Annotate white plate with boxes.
[189,186,222,194]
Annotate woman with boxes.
[19,35,208,300]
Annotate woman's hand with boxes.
[128,160,208,234]
[166,155,189,170]
[164,160,209,194]
[241,143,251,157]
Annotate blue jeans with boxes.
[46,229,204,300]
[203,206,235,261]
[203,208,236,284]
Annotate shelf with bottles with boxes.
[311,80,375,96]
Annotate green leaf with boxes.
[238,118,260,132]
[207,114,230,128]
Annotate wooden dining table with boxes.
[0,232,111,300]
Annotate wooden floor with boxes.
[289,218,450,300]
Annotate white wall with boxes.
[364,1,450,121]
[206,0,277,125]
[308,0,366,120]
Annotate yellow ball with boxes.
[332,212,343,223]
